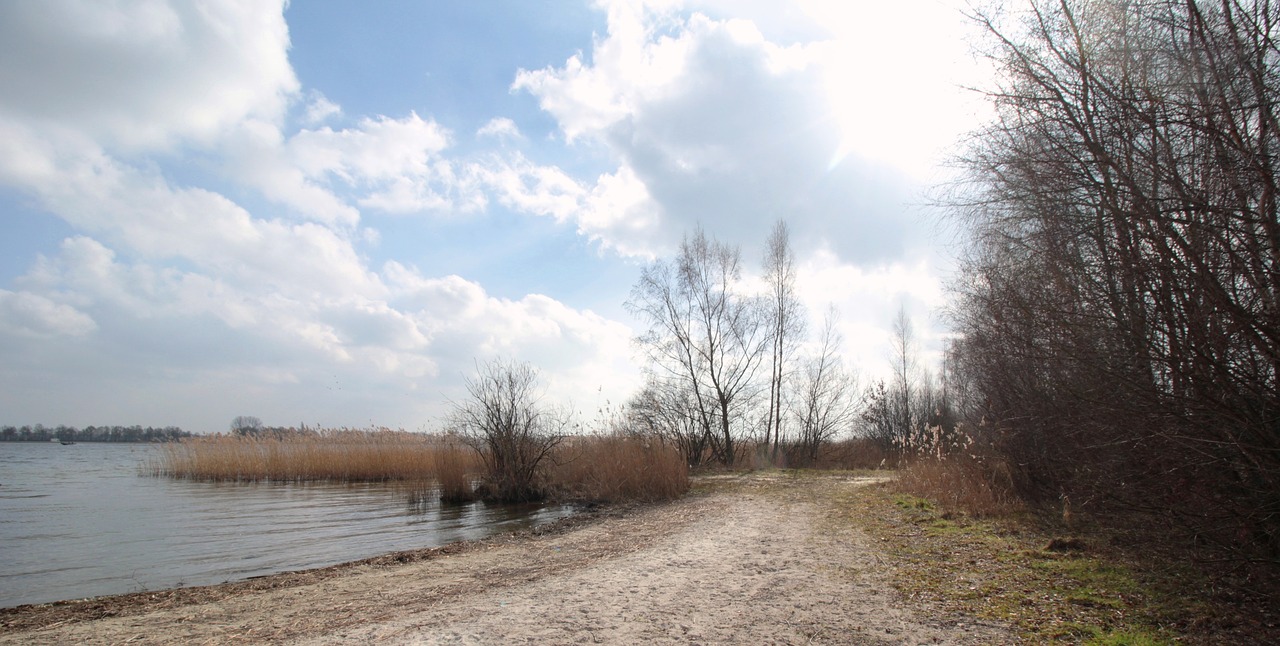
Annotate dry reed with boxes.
[896,457,1023,517]
[152,429,689,504]
[893,424,1023,517]
[434,444,478,502]
[151,429,473,483]
[549,434,690,502]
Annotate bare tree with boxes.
[859,380,897,448]
[230,416,263,436]
[890,306,919,447]
[948,0,1280,559]
[628,378,714,467]
[762,220,805,461]
[791,309,859,465]
[627,227,770,466]
[448,358,564,502]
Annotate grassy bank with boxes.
[819,471,1278,645]
[151,430,688,503]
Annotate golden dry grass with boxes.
[895,455,1024,518]
[151,430,475,483]
[434,443,479,502]
[549,435,690,503]
[151,430,689,503]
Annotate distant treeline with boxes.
[0,425,192,443]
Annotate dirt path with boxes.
[1,473,1011,645]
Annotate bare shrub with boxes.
[449,358,565,503]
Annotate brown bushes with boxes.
[895,456,1023,518]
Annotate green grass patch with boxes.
[826,482,1184,643]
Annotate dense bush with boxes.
[946,0,1280,561]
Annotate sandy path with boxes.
[2,474,1010,645]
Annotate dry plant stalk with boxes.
[548,434,689,503]
[151,429,471,483]
[894,424,1022,517]
[151,428,689,504]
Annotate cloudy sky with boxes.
[0,0,988,433]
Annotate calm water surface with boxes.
[0,442,572,608]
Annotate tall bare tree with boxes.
[627,227,769,466]
[762,220,804,459]
[890,306,919,446]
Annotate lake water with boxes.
[0,442,572,608]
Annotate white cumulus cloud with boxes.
[0,0,297,151]
[512,2,920,262]
[0,289,97,339]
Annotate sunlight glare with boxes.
[801,0,986,178]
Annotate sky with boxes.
[0,0,989,433]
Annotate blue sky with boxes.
[0,0,986,432]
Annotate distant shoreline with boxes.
[0,439,174,443]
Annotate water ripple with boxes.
[0,443,572,608]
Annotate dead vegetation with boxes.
[838,472,1280,645]
[149,429,457,482]
[548,434,689,503]
[151,426,689,506]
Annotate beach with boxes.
[1,473,1007,645]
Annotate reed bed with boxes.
[151,429,689,504]
[549,434,689,502]
[433,443,479,503]
[892,424,1024,517]
[151,430,476,483]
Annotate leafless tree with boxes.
[890,306,920,445]
[859,380,898,448]
[448,358,564,502]
[762,220,805,460]
[948,0,1280,559]
[791,309,859,465]
[627,378,715,467]
[230,416,263,436]
[627,227,770,466]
